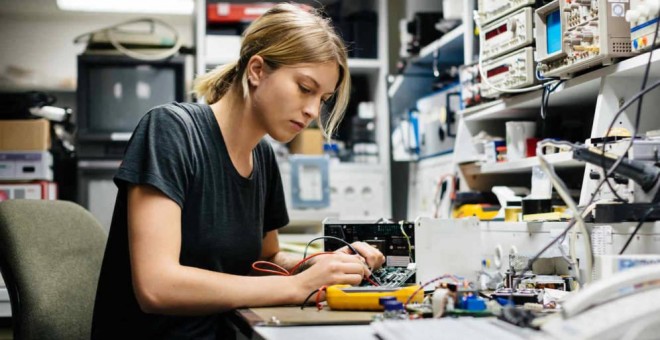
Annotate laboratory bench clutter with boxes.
[374,0,660,339]
[1,0,660,339]
[226,0,660,337]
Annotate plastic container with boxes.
[323,143,340,164]
[382,301,408,320]
[378,296,397,307]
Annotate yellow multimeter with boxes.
[325,285,423,311]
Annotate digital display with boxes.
[485,23,508,40]
[546,9,562,54]
[487,65,510,78]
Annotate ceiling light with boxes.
[56,0,194,15]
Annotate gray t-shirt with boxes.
[91,102,289,339]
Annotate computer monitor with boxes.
[535,0,566,62]
[76,54,185,158]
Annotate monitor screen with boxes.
[87,65,176,133]
[546,9,562,55]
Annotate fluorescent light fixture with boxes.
[56,0,194,15]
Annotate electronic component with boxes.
[0,181,57,201]
[0,151,53,181]
[325,284,423,311]
[491,288,542,305]
[591,202,660,223]
[323,219,416,285]
[519,275,568,290]
[459,63,489,108]
[478,0,540,25]
[323,219,415,266]
[481,47,537,98]
[574,139,660,204]
[535,0,634,79]
[481,7,535,60]
[370,264,417,288]
[626,0,660,52]
[594,254,660,280]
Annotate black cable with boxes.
[540,79,565,120]
[619,205,659,255]
[302,236,360,260]
[300,288,321,310]
[586,78,660,207]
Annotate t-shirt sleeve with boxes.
[262,143,289,233]
[114,105,195,208]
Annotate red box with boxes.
[0,181,57,201]
[207,2,312,24]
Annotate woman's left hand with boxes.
[335,241,385,271]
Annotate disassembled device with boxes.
[323,219,416,286]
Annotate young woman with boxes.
[91,4,385,339]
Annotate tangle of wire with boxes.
[540,79,565,120]
[294,236,382,310]
[404,274,465,306]
[73,18,183,61]
[536,139,592,284]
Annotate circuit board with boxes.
[323,220,416,286]
[370,265,416,287]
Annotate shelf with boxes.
[418,24,465,61]
[404,24,465,75]
[0,83,76,93]
[205,58,381,75]
[460,75,601,122]
[478,152,582,174]
[460,49,660,122]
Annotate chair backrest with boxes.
[0,200,107,340]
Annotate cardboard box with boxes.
[289,129,324,155]
[0,119,51,151]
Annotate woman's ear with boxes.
[246,55,265,86]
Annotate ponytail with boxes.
[193,4,351,139]
[193,61,240,104]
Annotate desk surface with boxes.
[233,307,378,340]
[232,307,538,340]
[239,306,378,326]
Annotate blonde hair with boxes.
[194,3,350,139]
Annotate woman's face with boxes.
[250,60,339,143]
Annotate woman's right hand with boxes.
[294,252,368,301]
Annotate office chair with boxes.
[0,200,107,339]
